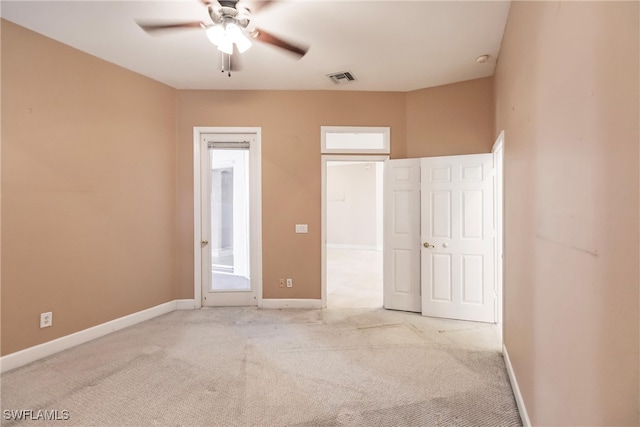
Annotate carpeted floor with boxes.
[1,307,521,426]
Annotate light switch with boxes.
[295,224,308,234]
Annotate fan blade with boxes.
[252,28,308,58]
[138,21,206,33]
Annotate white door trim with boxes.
[321,155,388,308]
[193,127,263,308]
[492,130,505,342]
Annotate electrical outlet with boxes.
[279,278,285,288]
[40,312,53,328]
[286,278,293,288]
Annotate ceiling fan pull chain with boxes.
[221,52,232,77]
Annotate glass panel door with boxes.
[209,147,250,291]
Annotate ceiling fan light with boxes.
[217,38,234,55]
[206,26,225,46]
[225,22,241,38]
[226,23,252,53]
[235,33,252,53]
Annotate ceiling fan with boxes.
[138,0,309,75]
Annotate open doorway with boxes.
[325,159,384,308]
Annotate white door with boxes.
[420,154,495,322]
[201,133,261,306]
[383,154,495,322]
[383,159,421,312]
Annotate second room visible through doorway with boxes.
[326,160,383,308]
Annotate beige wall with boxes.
[494,2,639,425]
[406,77,495,157]
[1,21,177,355]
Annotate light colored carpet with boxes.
[1,308,521,426]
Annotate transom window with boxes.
[321,126,390,154]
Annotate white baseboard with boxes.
[0,300,193,373]
[261,299,323,309]
[175,299,196,310]
[503,344,531,426]
[326,243,382,251]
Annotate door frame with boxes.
[492,131,505,341]
[193,127,263,309]
[321,155,388,308]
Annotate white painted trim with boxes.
[193,128,203,309]
[0,301,179,373]
[252,130,263,309]
[492,130,505,154]
[175,299,197,310]
[503,344,531,427]
[321,157,328,308]
[261,299,323,309]
[327,243,382,251]
[321,155,388,309]
[493,130,505,344]
[193,127,262,309]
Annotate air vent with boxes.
[327,71,356,84]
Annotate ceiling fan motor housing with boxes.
[218,0,240,8]
[210,1,250,29]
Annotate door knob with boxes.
[201,240,209,247]
[423,242,435,248]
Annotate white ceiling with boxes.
[0,0,511,92]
